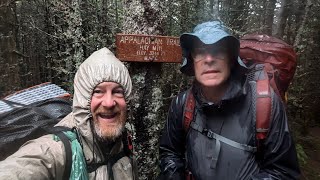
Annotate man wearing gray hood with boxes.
[159,21,300,179]
[0,47,136,180]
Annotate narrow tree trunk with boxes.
[67,0,84,80]
[264,0,276,35]
[294,0,312,48]
[210,0,219,19]
[44,0,53,82]
[180,0,189,32]
[274,0,290,38]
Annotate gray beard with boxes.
[93,122,125,143]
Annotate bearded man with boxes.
[0,47,137,180]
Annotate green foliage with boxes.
[296,143,308,166]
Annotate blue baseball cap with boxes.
[180,21,246,76]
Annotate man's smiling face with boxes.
[90,82,127,142]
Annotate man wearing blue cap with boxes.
[159,21,300,179]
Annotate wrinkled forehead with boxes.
[93,81,124,90]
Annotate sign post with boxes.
[116,34,182,63]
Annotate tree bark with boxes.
[294,0,312,49]
[0,0,20,97]
[210,0,219,19]
[46,0,84,91]
[264,0,276,35]
[180,0,190,32]
[122,1,185,179]
[274,0,290,38]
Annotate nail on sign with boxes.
[116,34,182,63]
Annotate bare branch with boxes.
[12,50,29,58]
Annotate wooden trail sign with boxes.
[116,34,182,63]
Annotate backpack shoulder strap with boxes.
[107,151,126,180]
[53,131,72,180]
[182,89,196,179]
[122,129,133,157]
[87,132,133,180]
[256,78,272,140]
[253,64,272,150]
[183,89,196,133]
[52,127,89,180]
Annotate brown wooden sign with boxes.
[116,34,182,63]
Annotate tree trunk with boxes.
[122,1,185,179]
[210,0,220,19]
[180,0,190,32]
[0,0,20,97]
[264,0,276,35]
[46,0,84,91]
[294,0,312,49]
[65,0,84,89]
[274,0,290,38]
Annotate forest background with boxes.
[1,0,320,179]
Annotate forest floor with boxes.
[300,126,320,180]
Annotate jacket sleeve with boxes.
[0,135,66,179]
[251,94,301,180]
[159,92,187,180]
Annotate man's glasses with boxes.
[191,46,229,62]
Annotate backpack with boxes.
[0,83,72,160]
[0,83,74,179]
[182,34,297,151]
[239,34,296,141]
[240,34,297,102]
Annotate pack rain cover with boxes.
[0,83,72,160]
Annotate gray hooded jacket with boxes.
[0,48,136,180]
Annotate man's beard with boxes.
[92,108,127,143]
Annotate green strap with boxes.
[54,131,89,180]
